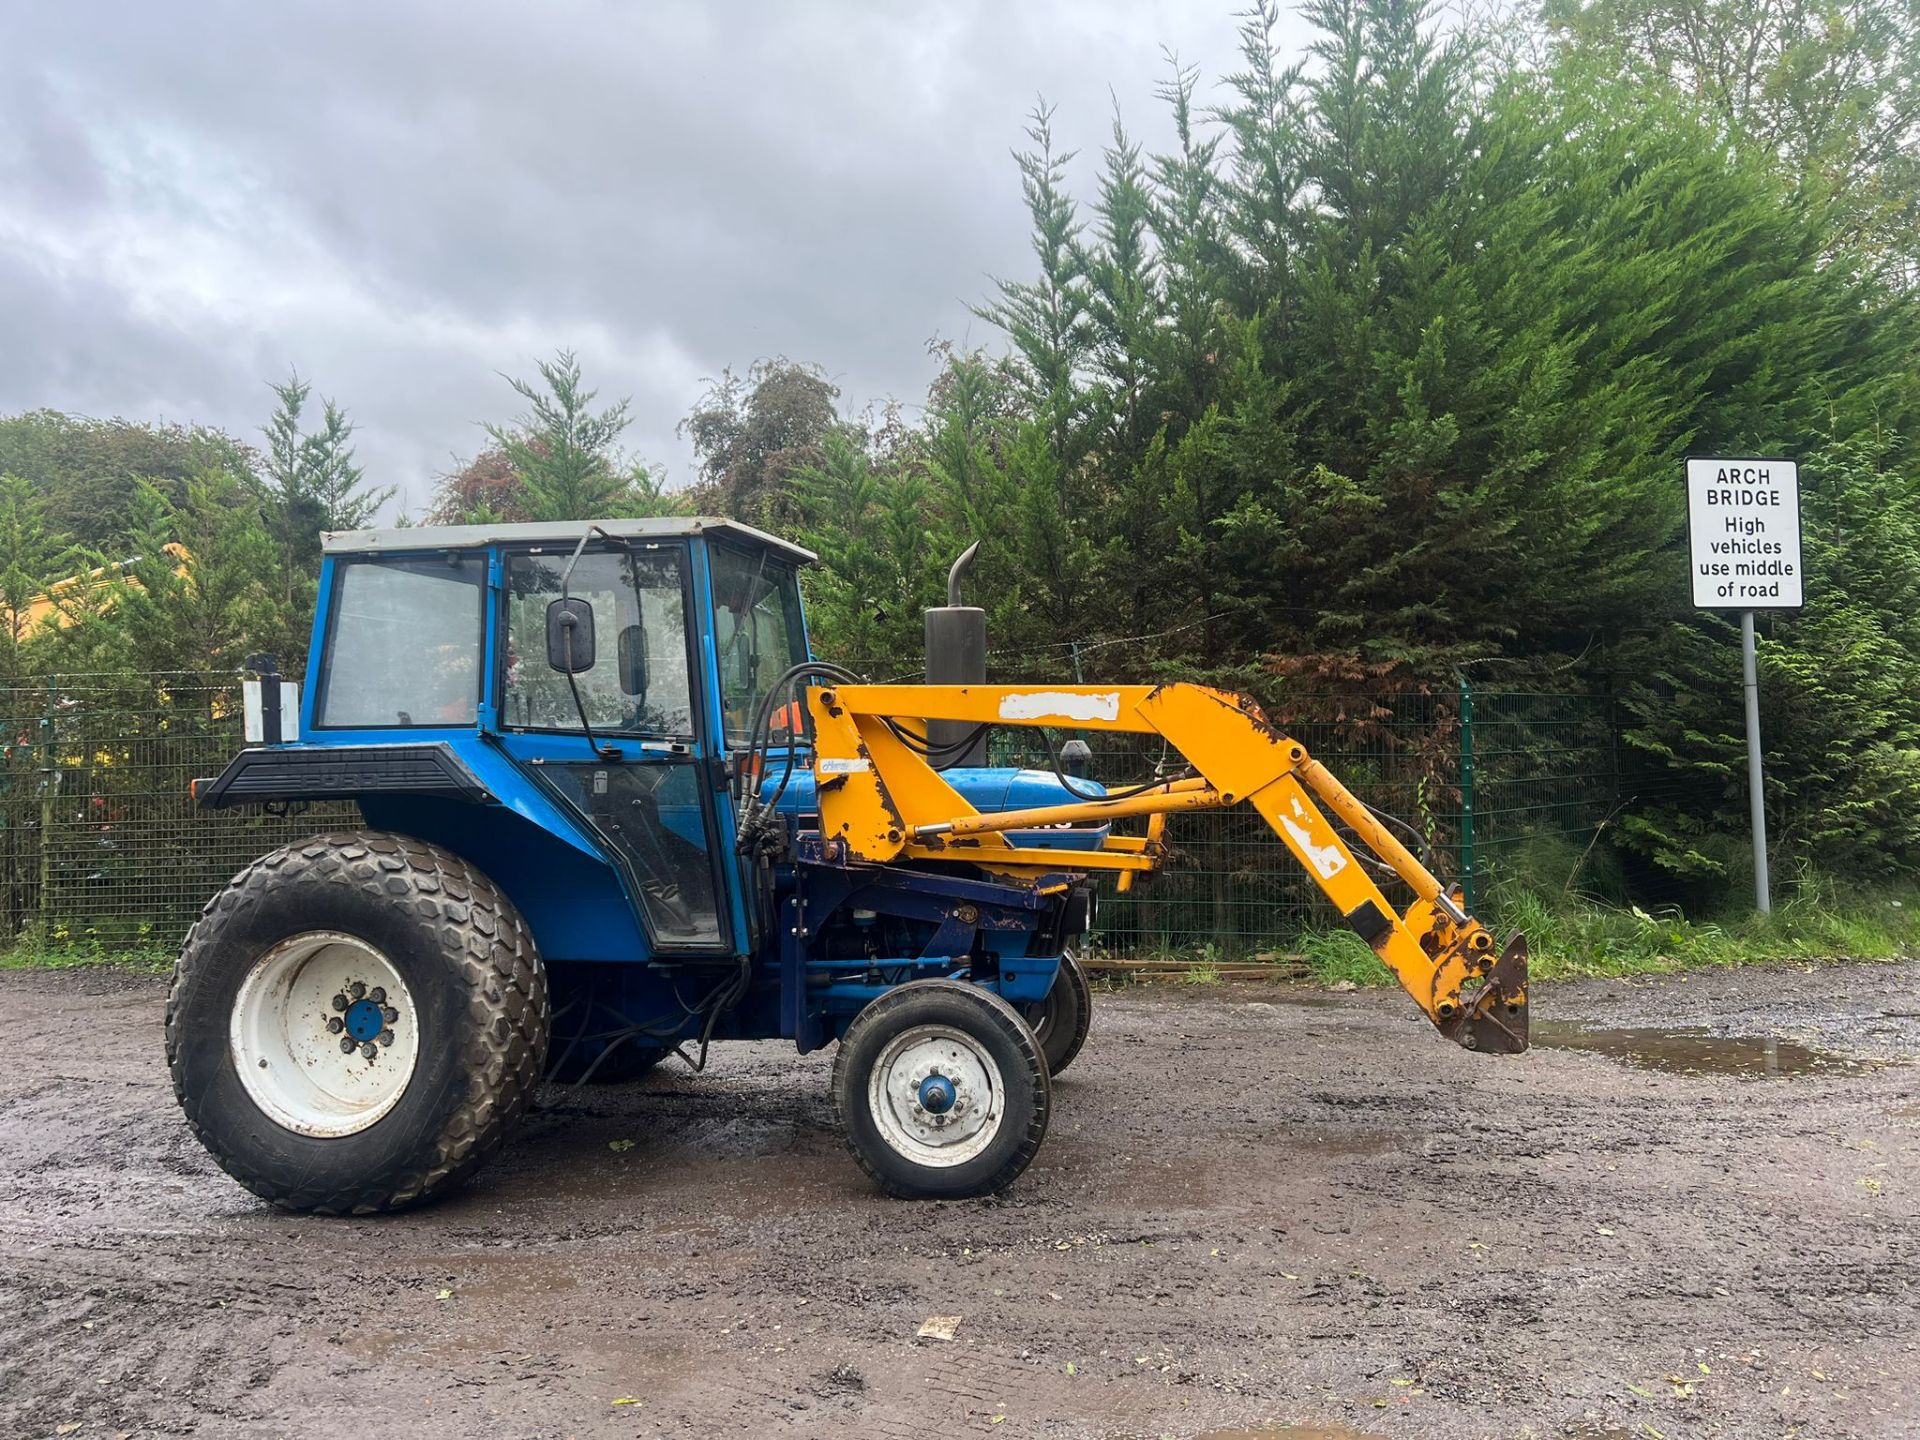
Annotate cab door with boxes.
[492,540,734,956]
[706,544,813,952]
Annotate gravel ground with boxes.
[1,959,1916,1439]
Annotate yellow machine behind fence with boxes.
[806,680,1530,1054]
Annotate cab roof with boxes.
[320,516,816,564]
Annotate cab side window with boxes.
[318,555,485,728]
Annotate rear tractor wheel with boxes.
[833,979,1050,1200]
[166,831,549,1215]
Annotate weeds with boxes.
[1123,880,1920,988]
[1485,880,1920,983]
[1182,943,1223,985]
[0,939,173,974]
[1294,929,1390,986]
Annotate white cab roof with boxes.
[321,516,816,564]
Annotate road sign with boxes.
[1686,457,1802,609]
[1685,456,1803,916]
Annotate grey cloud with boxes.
[0,1,1287,514]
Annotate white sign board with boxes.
[1686,457,1802,609]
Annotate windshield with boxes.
[711,546,807,747]
[503,547,697,737]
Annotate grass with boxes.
[0,937,174,974]
[1493,883,1920,983]
[1285,880,1920,988]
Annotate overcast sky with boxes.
[0,2,1313,518]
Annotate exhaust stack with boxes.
[923,543,987,767]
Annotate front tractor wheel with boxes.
[167,831,549,1215]
[833,980,1050,1200]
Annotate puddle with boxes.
[1533,1021,1876,1078]
[1253,991,1361,1010]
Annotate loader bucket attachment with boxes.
[1438,932,1530,1054]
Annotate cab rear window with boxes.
[317,554,486,728]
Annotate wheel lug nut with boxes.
[360,1043,378,1060]
[339,1036,356,1054]
[382,1006,398,1024]
[330,995,348,1012]
[379,1030,394,1047]
[369,987,386,1004]
[349,981,367,999]
[326,1017,344,1034]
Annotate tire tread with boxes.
[166,830,548,1215]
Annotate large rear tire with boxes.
[833,979,1050,1200]
[166,831,549,1215]
[1023,950,1092,1077]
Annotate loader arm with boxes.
[803,681,1529,1054]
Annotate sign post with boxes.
[1685,457,1803,914]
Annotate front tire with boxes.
[167,831,549,1215]
[833,979,1050,1199]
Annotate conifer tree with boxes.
[0,474,66,674]
[487,350,662,521]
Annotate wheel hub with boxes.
[917,1074,957,1114]
[230,932,421,1138]
[342,995,387,1043]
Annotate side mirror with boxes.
[546,597,596,673]
[616,622,648,697]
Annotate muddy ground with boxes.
[2,960,1917,1440]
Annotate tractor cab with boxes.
[269,517,814,962]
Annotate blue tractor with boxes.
[172,519,1101,1213]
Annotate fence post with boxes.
[35,675,55,940]
[1457,671,1476,912]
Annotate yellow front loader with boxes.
[803,679,1529,1056]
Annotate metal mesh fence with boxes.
[982,683,1617,957]
[1458,685,1622,911]
[0,672,1616,958]
[0,674,355,950]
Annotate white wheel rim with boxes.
[867,1023,1006,1168]
[229,931,421,1138]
